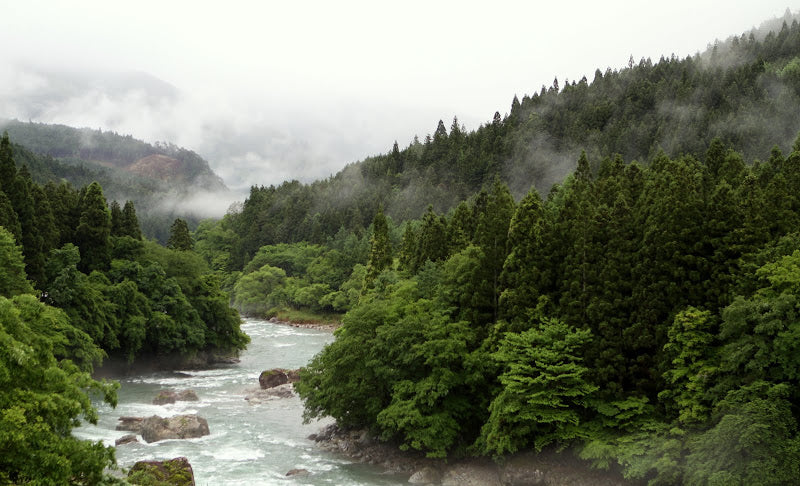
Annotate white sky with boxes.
[0,1,794,197]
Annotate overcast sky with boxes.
[0,1,794,197]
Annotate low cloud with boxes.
[0,62,455,208]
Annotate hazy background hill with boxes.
[0,120,233,241]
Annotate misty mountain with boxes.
[0,119,225,190]
[1,120,233,241]
[224,11,800,267]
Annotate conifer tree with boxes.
[43,181,81,247]
[499,188,546,329]
[8,166,45,286]
[447,200,474,252]
[167,218,194,251]
[416,206,448,267]
[75,182,112,273]
[31,184,58,257]
[0,190,21,243]
[474,179,515,323]
[109,200,124,237]
[121,200,143,239]
[398,223,418,272]
[0,226,33,297]
[555,152,598,323]
[364,206,393,287]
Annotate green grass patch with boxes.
[270,306,342,325]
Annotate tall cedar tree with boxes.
[121,200,143,239]
[75,182,112,274]
[168,218,194,251]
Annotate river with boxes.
[75,318,407,485]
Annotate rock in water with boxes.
[153,389,200,405]
[137,415,210,443]
[177,390,199,401]
[258,369,290,389]
[245,383,296,404]
[128,457,195,485]
[116,416,144,433]
[115,434,139,446]
[286,468,309,476]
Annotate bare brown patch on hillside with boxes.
[128,154,186,182]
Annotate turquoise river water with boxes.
[75,318,407,485]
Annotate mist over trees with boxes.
[192,14,800,485]
[221,15,800,267]
[0,120,231,242]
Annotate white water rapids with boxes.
[75,318,407,485]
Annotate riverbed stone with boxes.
[286,468,309,476]
[245,383,296,403]
[128,456,195,485]
[153,389,200,405]
[259,369,289,388]
[116,416,144,432]
[115,434,139,446]
[258,368,301,388]
[117,414,209,443]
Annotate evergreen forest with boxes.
[4,11,800,485]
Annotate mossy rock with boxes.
[128,457,195,485]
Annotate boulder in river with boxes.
[115,434,139,446]
[259,368,300,389]
[245,383,296,403]
[286,468,309,477]
[117,414,210,443]
[128,456,195,485]
[153,389,200,405]
[116,416,144,432]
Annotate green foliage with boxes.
[685,382,800,485]
[660,307,718,425]
[121,200,142,239]
[167,218,194,251]
[499,187,546,328]
[75,182,112,273]
[0,294,118,484]
[719,249,800,388]
[0,226,34,297]
[479,318,596,455]
[364,206,393,287]
[232,265,287,316]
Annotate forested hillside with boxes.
[0,120,229,241]
[219,14,800,269]
[187,13,800,485]
[0,132,247,483]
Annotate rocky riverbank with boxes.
[267,317,340,331]
[309,424,640,486]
